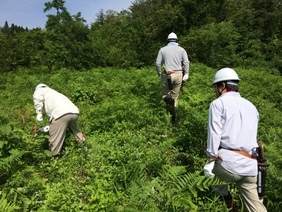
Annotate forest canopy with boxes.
[0,0,282,73]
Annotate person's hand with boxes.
[204,161,215,178]
[39,126,49,132]
[182,74,188,82]
[36,113,43,122]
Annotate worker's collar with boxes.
[167,42,179,46]
[219,92,240,98]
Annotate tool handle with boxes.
[257,141,266,163]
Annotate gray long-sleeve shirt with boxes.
[155,42,189,77]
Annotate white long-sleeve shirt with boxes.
[33,85,79,121]
[206,92,259,176]
[155,42,189,77]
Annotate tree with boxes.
[1,21,10,34]
[182,21,241,68]
[43,0,92,70]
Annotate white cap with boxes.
[213,68,240,85]
[167,32,178,41]
[36,83,48,90]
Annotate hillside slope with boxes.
[0,64,281,211]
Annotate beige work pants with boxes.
[161,71,183,107]
[213,162,267,212]
[49,113,84,156]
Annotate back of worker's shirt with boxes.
[207,92,259,176]
[33,87,79,121]
[156,43,189,74]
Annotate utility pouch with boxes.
[163,65,173,91]
[256,141,269,199]
[167,75,173,90]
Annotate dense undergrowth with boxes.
[0,64,281,211]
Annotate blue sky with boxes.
[0,0,133,29]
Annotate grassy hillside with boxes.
[0,64,281,211]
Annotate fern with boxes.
[0,66,281,211]
[0,193,20,212]
[0,149,27,173]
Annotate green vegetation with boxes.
[0,0,281,210]
[0,64,281,211]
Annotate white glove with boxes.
[36,113,43,122]
[204,161,215,178]
[182,74,188,82]
[39,126,49,132]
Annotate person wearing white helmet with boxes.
[155,32,190,123]
[203,68,267,211]
[33,84,85,156]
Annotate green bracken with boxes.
[0,64,281,211]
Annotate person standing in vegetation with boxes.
[203,68,267,211]
[33,84,85,156]
[155,32,190,123]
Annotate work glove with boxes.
[39,126,49,132]
[204,160,215,179]
[36,113,43,122]
[182,74,188,82]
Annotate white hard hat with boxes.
[167,32,178,41]
[36,83,48,90]
[213,68,240,84]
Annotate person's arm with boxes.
[182,50,189,76]
[206,101,222,160]
[155,50,163,78]
[33,90,44,121]
[204,101,222,178]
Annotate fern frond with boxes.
[0,149,27,173]
[0,193,20,212]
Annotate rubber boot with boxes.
[164,96,176,123]
[223,193,233,210]
[211,185,233,211]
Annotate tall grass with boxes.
[0,64,281,211]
